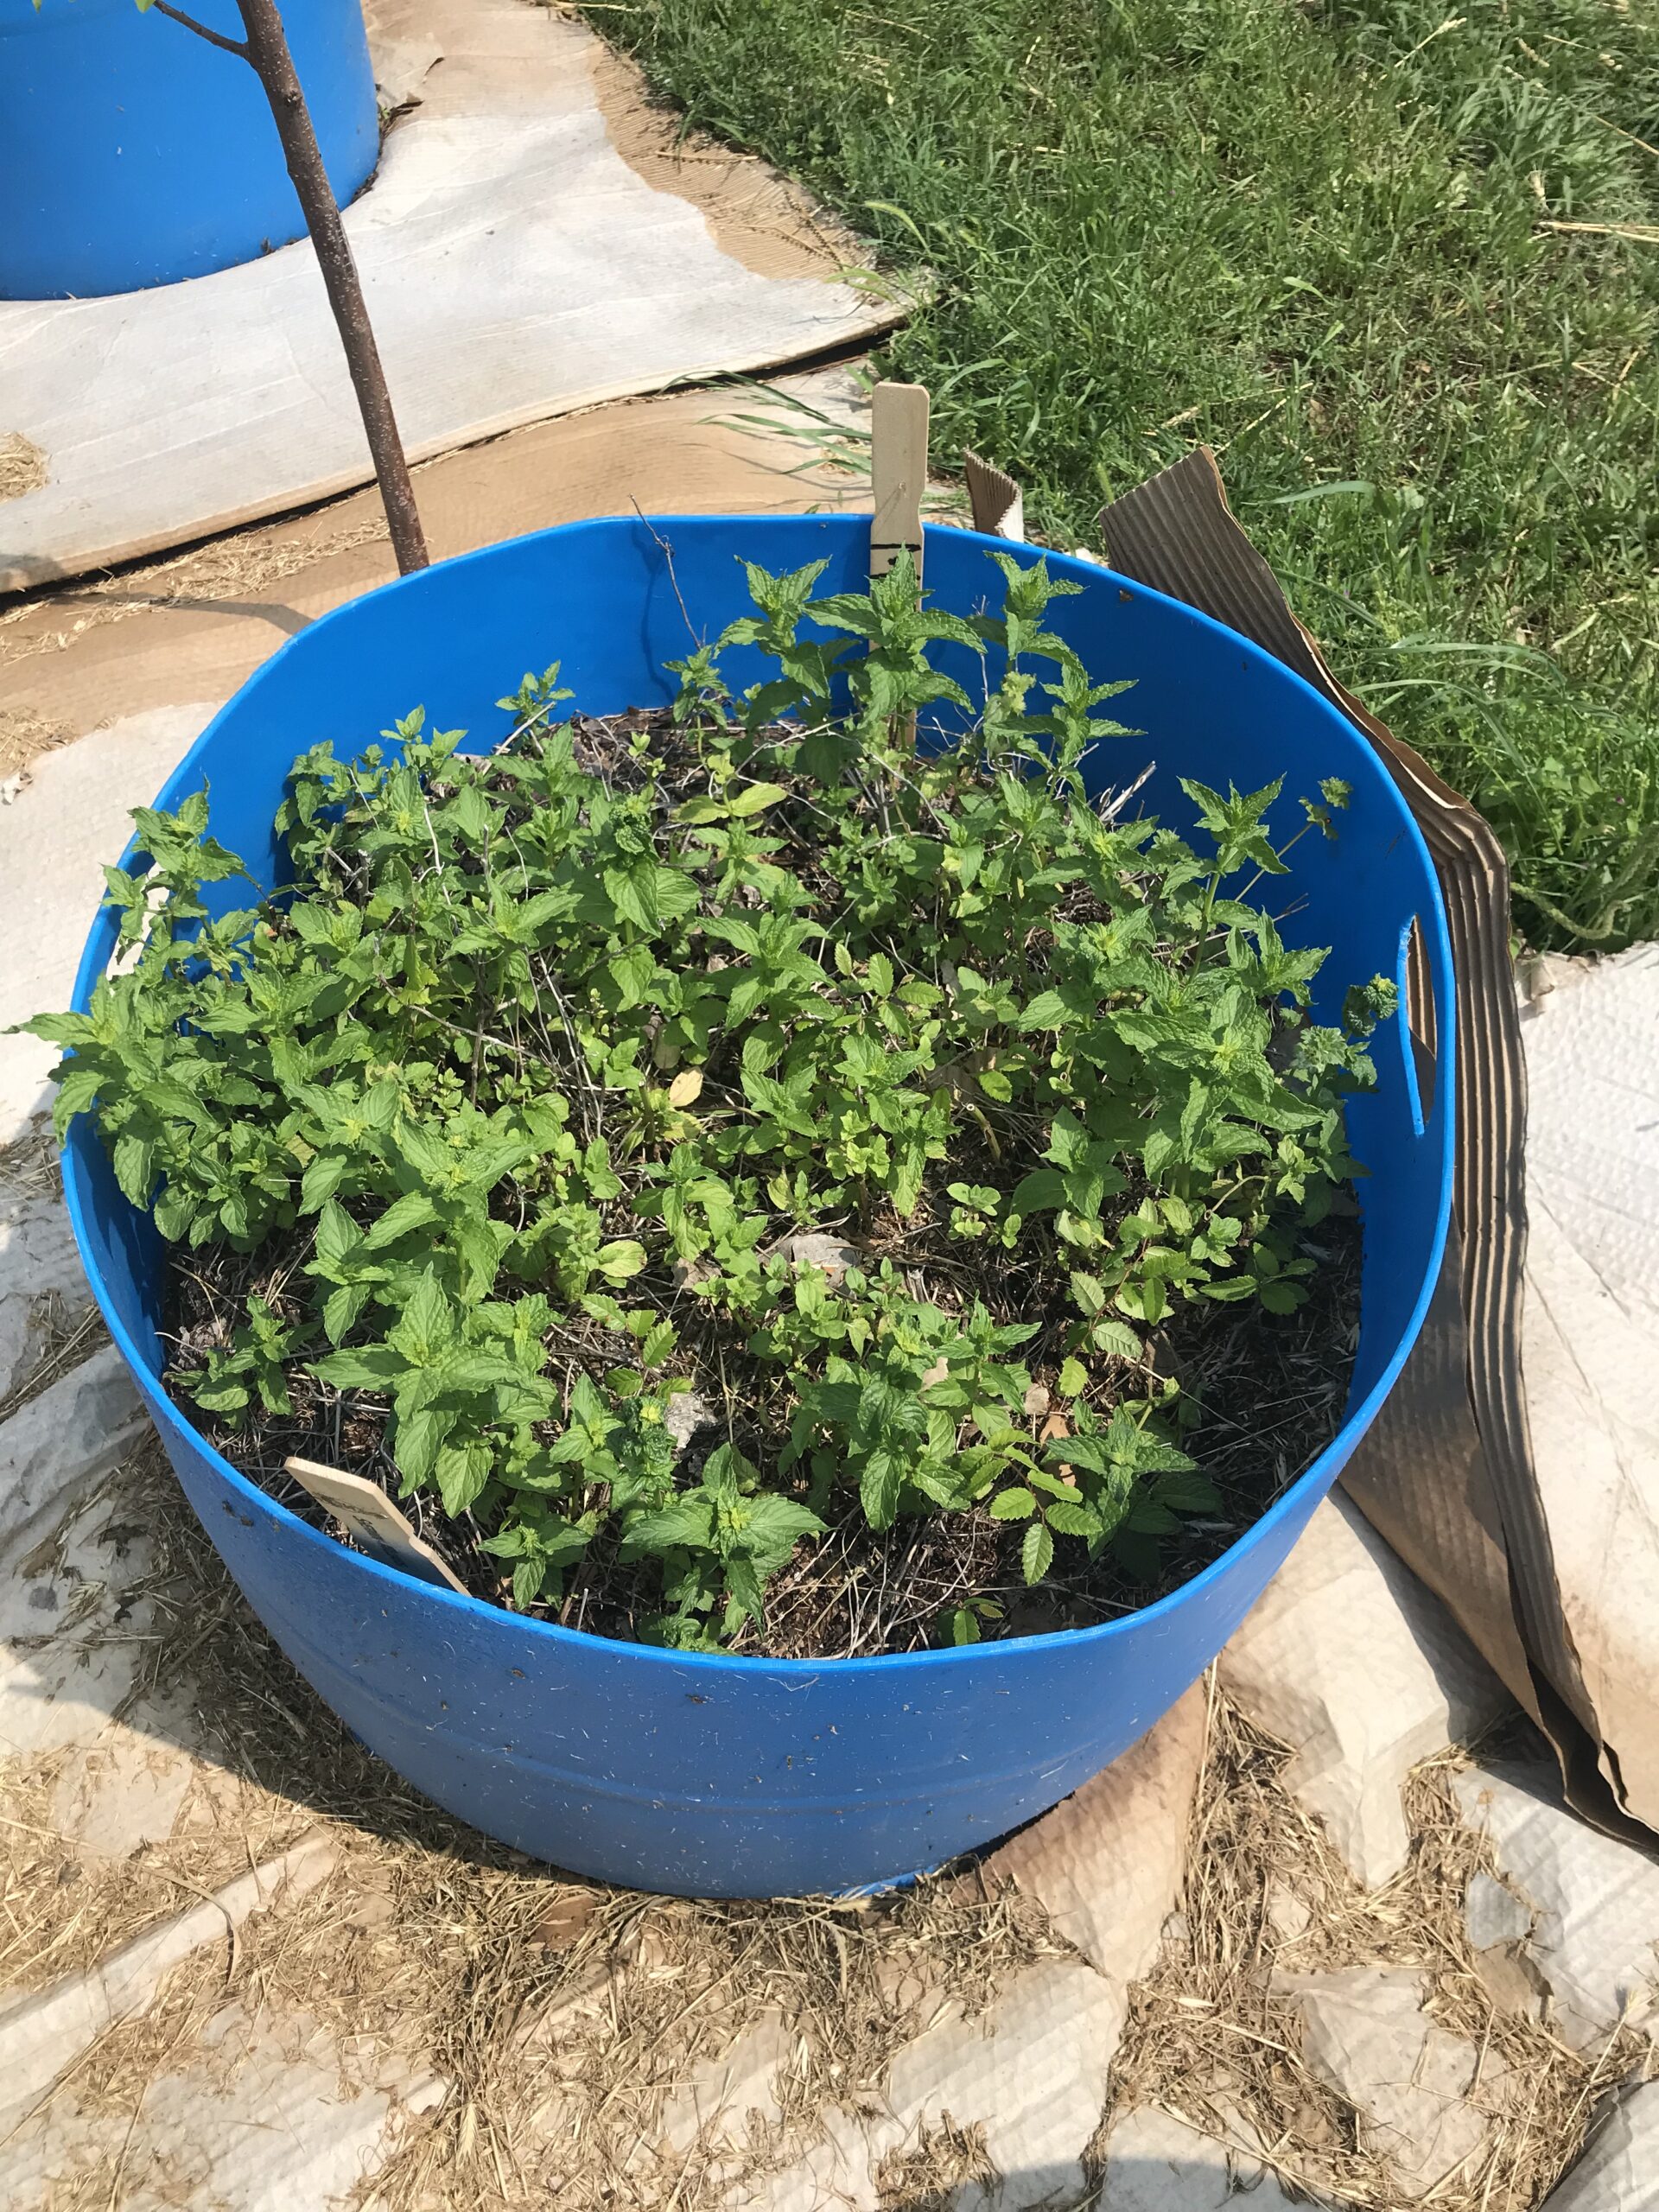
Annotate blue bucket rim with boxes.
[61,513,1457,1681]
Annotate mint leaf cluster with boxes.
[27,551,1393,1652]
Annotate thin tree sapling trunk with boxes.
[151,0,429,575]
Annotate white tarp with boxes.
[1218,1491,1506,1887]
[1543,2079,1659,2212]
[1519,950,1659,1832]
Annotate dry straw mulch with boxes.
[3,1346,1651,2209]
[0,434,48,507]
[1,1433,1057,2212]
[1109,1679,1656,2211]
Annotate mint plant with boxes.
[24,550,1392,1655]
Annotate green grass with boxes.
[584,0,1659,949]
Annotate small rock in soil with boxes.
[783,1231,861,1284]
[1473,1943,1549,2023]
[664,1389,715,1452]
[1287,2095,1343,2152]
[535,1890,598,1951]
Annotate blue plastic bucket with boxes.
[60,516,1454,1897]
[1,0,378,299]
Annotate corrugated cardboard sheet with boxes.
[1084,449,1654,1847]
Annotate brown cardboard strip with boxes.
[963,452,1024,541]
[1094,449,1645,1843]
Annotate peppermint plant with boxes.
[22,551,1394,1651]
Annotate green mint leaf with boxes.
[1020,1520,1054,1586]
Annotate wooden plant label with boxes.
[283,1456,469,1594]
[869,380,929,584]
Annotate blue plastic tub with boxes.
[1,0,378,299]
[60,516,1454,1897]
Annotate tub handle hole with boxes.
[1396,914,1436,1137]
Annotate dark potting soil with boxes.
[161,709,1365,1662]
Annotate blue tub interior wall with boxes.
[62,517,1454,1897]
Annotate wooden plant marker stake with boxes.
[283,1456,470,1594]
[869,380,929,584]
[870,379,930,748]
